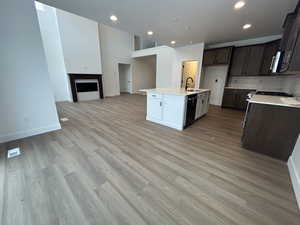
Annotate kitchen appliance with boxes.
[255,91,293,97]
[185,94,197,128]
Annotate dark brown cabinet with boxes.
[229,47,250,76]
[260,40,281,75]
[246,45,265,76]
[229,45,265,77]
[203,47,233,66]
[242,103,300,161]
[279,1,300,73]
[222,88,256,111]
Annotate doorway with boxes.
[201,66,227,106]
[181,61,200,89]
[118,63,131,94]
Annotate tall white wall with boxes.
[99,24,134,96]
[288,135,300,209]
[36,4,71,102]
[0,0,61,143]
[132,56,156,92]
[56,9,102,74]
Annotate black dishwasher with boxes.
[185,94,197,128]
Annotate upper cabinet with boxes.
[229,46,250,76]
[279,1,300,74]
[203,47,233,66]
[229,44,266,76]
[260,40,281,75]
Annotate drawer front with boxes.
[149,93,162,99]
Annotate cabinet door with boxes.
[147,95,162,120]
[235,90,250,111]
[222,89,236,108]
[260,40,280,75]
[203,50,216,66]
[281,11,300,72]
[214,47,232,64]
[195,94,202,119]
[245,45,265,76]
[288,30,300,72]
[229,47,250,76]
[200,94,207,117]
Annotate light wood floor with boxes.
[1,94,299,225]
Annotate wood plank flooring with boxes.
[0,94,299,225]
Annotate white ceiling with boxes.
[39,0,298,47]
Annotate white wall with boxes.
[174,43,205,88]
[56,9,102,74]
[132,55,156,92]
[36,4,71,102]
[0,0,61,143]
[99,24,134,96]
[288,135,300,209]
[132,43,205,90]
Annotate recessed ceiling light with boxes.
[171,41,176,45]
[243,24,252,29]
[110,15,118,22]
[234,1,246,9]
[147,31,153,35]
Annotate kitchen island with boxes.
[242,94,300,161]
[141,88,211,130]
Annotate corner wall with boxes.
[36,4,71,102]
[0,0,61,143]
[132,55,156,92]
[288,135,300,210]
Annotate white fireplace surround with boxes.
[75,79,100,101]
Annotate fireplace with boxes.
[69,74,104,102]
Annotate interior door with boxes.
[203,69,226,106]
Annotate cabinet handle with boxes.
[160,101,162,107]
[270,56,276,71]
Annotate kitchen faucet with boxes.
[185,77,194,90]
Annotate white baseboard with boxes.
[0,123,61,144]
[288,156,300,210]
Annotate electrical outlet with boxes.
[7,147,21,158]
[60,117,69,122]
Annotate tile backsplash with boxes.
[228,75,300,96]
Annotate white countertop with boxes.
[224,87,257,90]
[248,95,300,108]
[140,88,211,96]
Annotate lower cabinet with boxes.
[195,92,210,119]
[147,93,162,120]
[146,91,211,130]
[222,88,256,111]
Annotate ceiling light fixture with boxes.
[171,41,176,45]
[243,24,252,29]
[147,31,153,35]
[110,15,118,22]
[234,1,246,9]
